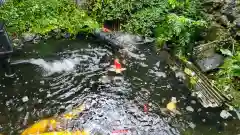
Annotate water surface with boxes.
[0,39,239,135]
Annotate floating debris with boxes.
[190,100,196,104]
[155,72,167,78]
[186,106,194,112]
[220,110,232,119]
[22,96,29,103]
[40,80,45,85]
[188,122,196,129]
[23,112,30,126]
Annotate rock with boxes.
[220,110,232,119]
[236,31,240,39]
[61,32,71,39]
[219,15,229,26]
[94,30,154,51]
[236,21,240,28]
[203,0,225,12]
[0,0,5,6]
[195,53,224,72]
[22,33,36,42]
[33,35,41,44]
[186,106,194,112]
[12,38,23,47]
[235,17,240,28]
[53,29,61,33]
[202,23,230,42]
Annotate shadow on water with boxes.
[0,39,239,135]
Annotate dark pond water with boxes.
[0,39,239,135]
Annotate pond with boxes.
[0,39,239,135]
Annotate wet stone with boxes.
[236,22,240,28]
[219,15,229,26]
[195,53,224,72]
[22,33,36,42]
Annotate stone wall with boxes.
[192,0,240,72]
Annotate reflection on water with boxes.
[0,39,239,135]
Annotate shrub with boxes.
[85,0,207,56]
[0,0,99,36]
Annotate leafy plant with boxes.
[154,14,207,56]
[0,0,99,36]
[84,0,206,56]
[218,52,240,79]
[214,51,240,106]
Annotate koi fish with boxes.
[112,129,128,134]
[21,119,57,135]
[144,104,149,113]
[167,97,177,111]
[114,59,126,73]
[102,27,111,33]
[63,104,85,120]
[21,104,85,135]
[31,130,89,135]
[166,102,176,111]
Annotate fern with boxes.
[154,14,207,56]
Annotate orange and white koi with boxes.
[114,59,126,74]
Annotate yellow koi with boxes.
[21,119,55,135]
[166,102,176,111]
[63,104,85,120]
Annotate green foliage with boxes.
[85,0,207,56]
[154,14,207,56]
[0,0,99,36]
[123,6,168,36]
[218,51,240,81]
[214,51,240,106]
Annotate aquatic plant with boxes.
[0,0,99,36]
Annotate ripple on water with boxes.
[0,40,238,135]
